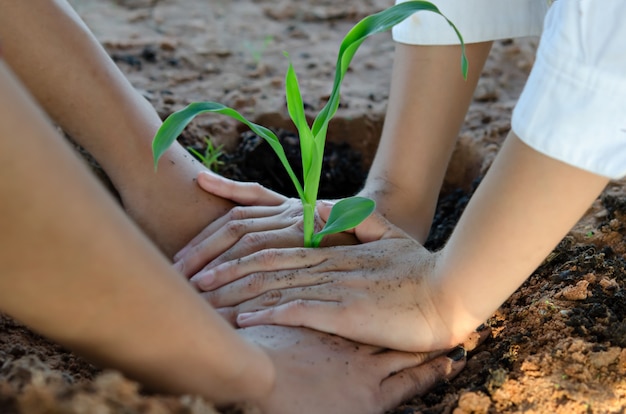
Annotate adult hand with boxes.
[239,325,478,414]
[175,171,354,279]
[196,205,467,352]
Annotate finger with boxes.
[197,171,287,206]
[207,279,340,310]
[318,202,406,243]
[379,349,466,411]
[373,348,447,375]
[206,224,305,270]
[235,300,346,335]
[190,247,328,290]
[176,215,298,277]
[174,204,288,262]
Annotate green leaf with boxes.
[311,197,376,247]
[152,102,305,199]
[311,1,466,139]
[284,54,315,188]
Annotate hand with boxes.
[175,171,355,279]
[239,325,481,414]
[196,205,466,352]
[173,171,297,277]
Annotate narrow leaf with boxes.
[311,197,376,247]
[311,1,466,139]
[152,102,305,199]
[284,54,315,185]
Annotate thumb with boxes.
[197,171,286,206]
[318,200,405,243]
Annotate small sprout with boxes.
[153,1,466,247]
[187,136,224,172]
[243,35,273,66]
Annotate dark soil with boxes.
[206,128,367,200]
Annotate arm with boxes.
[431,132,609,344]
[359,41,491,242]
[0,60,273,404]
[0,0,232,257]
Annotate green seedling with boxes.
[187,137,224,172]
[244,35,273,66]
[153,1,466,247]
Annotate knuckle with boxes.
[285,206,303,220]
[260,289,282,306]
[288,299,309,312]
[185,245,205,269]
[257,248,280,267]
[250,182,265,196]
[246,272,269,295]
[228,206,247,220]
[294,219,305,232]
[225,220,246,238]
[240,232,266,249]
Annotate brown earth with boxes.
[1,0,626,412]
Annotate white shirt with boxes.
[393,0,626,179]
[393,0,549,45]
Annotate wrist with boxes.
[231,342,276,404]
[115,140,234,257]
[358,183,433,243]
[428,249,488,346]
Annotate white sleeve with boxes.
[512,0,626,179]
[392,0,549,45]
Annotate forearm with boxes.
[360,42,491,242]
[0,62,273,404]
[0,0,232,256]
[0,0,158,182]
[431,133,609,344]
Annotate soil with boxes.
[2,0,626,413]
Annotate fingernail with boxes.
[200,170,224,180]
[192,271,215,290]
[446,346,466,362]
[237,312,254,324]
